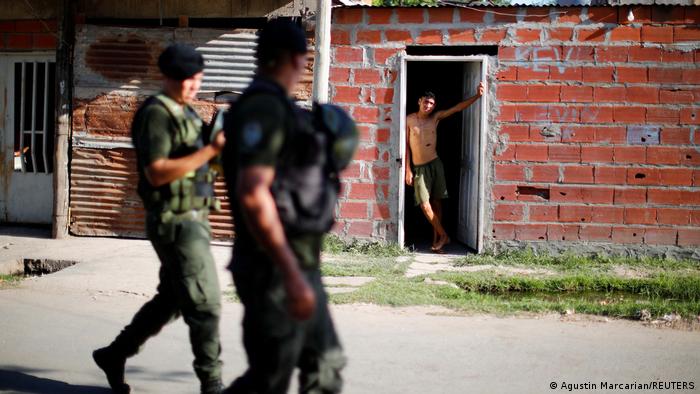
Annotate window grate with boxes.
[13,61,56,174]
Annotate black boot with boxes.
[201,379,224,394]
[92,347,130,394]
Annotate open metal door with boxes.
[0,54,55,224]
[457,62,483,250]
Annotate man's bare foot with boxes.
[433,234,450,252]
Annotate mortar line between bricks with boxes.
[494,221,700,231]
[495,184,700,192]
[496,202,700,207]
[495,165,699,171]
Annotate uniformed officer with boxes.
[93,43,225,394]
[221,19,352,393]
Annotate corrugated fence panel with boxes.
[71,24,314,240]
[71,25,252,240]
[197,31,258,94]
[70,147,145,237]
[69,146,233,239]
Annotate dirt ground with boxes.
[0,230,699,393]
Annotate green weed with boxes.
[432,271,700,301]
[0,274,22,288]
[322,234,408,258]
[321,257,409,277]
[456,248,700,274]
[330,274,700,320]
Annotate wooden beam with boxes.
[52,0,75,239]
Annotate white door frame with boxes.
[397,55,489,252]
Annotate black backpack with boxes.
[223,79,339,236]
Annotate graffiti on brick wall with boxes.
[514,46,583,74]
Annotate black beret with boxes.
[158,43,205,80]
[256,19,307,65]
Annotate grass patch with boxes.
[330,274,700,320]
[0,274,22,288]
[325,248,700,320]
[432,271,700,301]
[224,242,699,321]
[323,234,407,258]
[456,249,700,275]
[321,257,409,277]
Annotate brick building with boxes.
[1,1,698,258]
[329,3,700,257]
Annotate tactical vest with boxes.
[142,94,221,219]
[224,79,339,236]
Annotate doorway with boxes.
[0,54,56,224]
[398,56,487,253]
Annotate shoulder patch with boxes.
[242,121,263,149]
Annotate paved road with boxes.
[0,232,699,393]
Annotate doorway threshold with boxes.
[406,239,475,257]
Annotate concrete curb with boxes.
[0,258,23,276]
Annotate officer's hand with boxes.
[211,130,226,153]
[406,171,413,186]
[285,273,316,320]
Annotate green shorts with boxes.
[413,158,448,206]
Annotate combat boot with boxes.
[201,379,224,394]
[92,346,130,394]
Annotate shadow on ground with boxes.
[0,225,51,239]
[0,368,110,394]
[125,366,193,382]
[406,238,472,255]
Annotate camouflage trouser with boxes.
[228,252,346,394]
[110,218,223,385]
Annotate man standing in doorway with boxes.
[405,82,485,253]
[93,44,225,394]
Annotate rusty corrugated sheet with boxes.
[70,24,314,240]
[197,31,258,94]
[69,147,233,239]
[68,27,229,240]
[69,147,145,237]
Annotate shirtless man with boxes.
[405,82,485,252]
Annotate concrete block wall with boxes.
[0,20,58,50]
[330,6,700,255]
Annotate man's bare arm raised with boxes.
[434,82,486,122]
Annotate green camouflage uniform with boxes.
[108,93,223,386]
[224,77,346,393]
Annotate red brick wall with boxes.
[0,20,58,50]
[330,6,700,252]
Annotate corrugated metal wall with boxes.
[199,31,258,93]
[70,24,314,239]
